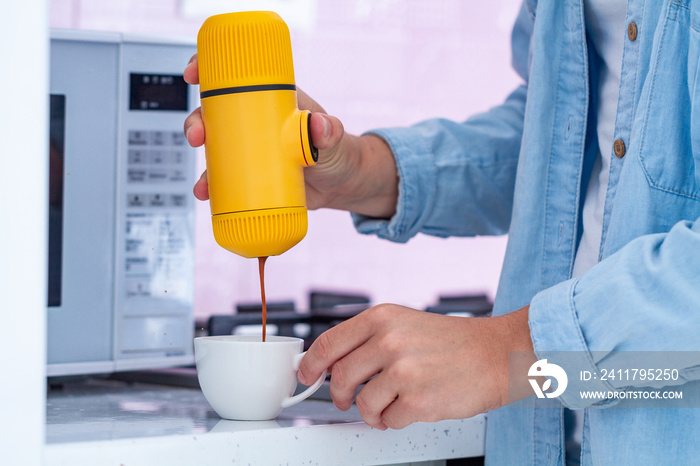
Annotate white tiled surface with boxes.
[45,380,486,465]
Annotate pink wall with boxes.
[50,0,523,316]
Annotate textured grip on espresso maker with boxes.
[211,206,308,258]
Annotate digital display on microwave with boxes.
[129,73,188,111]
[48,94,66,307]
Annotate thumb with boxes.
[309,113,344,152]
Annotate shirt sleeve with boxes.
[352,3,534,243]
[528,217,700,409]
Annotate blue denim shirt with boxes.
[354,0,700,464]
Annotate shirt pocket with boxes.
[637,0,700,200]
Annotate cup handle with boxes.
[281,352,327,408]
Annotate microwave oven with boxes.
[48,30,197,376]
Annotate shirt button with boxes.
[628,22,638,41]
[613,139,626,158]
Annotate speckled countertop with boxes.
[44,379,485,466]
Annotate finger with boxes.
[297,87,326,113]
[184,54,199,85]
[379,394,420,430]
[298,311,375,386]
[184,107,205,147]
[193,170,209,200]
[309,113,344,151]
[353,374,398,430]
[327,336,384,411]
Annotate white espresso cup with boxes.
[194,335,327,420]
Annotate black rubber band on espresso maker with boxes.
[200,84,296,99]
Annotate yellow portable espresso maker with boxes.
[198,11,318,258]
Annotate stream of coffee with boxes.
[258,256,268,342]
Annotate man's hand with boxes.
[298,304,534,430]
[182,54,399,218]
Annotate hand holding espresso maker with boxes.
[197,11,318,258]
